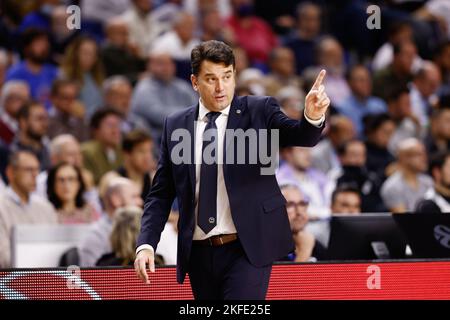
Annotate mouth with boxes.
[215,95,226,101]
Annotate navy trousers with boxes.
[187,239,272,300]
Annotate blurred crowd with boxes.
[0,0,450,267]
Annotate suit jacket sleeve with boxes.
[264,96,324,147]
[137,118,176,251]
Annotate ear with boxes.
[191,74,198,92]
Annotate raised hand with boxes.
[304,69,330,121]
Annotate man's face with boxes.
[149,54,175,83]
[349,66,372,98]
[23,105,49,140]
[191,60,236,112]
[440,157,450,188]
[95,114,122,148]
[271,48,295,77]
[52,84,78,113]
[55,140,82,167]
[401,143,427,173]
[282,187,309,233]
[26,36,50,64]
[394,43,416,74]
[105,83,132,114]
[289,147,312,171]
[4,86,30,117]
[9,153,40,195]
[331,192,361,214]
[341,141,366,167]
[127,141,153,174]
[436,110,450,139]
[298,4,321,38]
[120,182,144,208]
[370,120,396,148]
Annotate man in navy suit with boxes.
[134,40,330,299]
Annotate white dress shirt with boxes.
[136,99,324,255]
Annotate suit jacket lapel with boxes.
[224,96,244,161]
[185,104,198,197]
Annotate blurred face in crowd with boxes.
[433,109,450,139]
[393,42,416,74]
[78,39,98,72]
[26,35,50,65]
[202,9,222,36]
[118,182,144,208]
[399,141,427,173]
[286,147,312,171]
[106,21,129,48]
[282,186,309,233]
[21,104,49,141]
[435,44,450,71]
[174,13,195,43]
[368,119,396,148]
[54,164,80,205]
[149,53,175,83]
[341,141,366,167]
[233,47,249,75]
[53,138,83,168]
[349,66,372,99]
[105,82,132,114]
[7,152,40,197]
[133,0,152,13]
[126,140,154,174]
[281,98,302,120]
[439,156,450,189]
[3,83,30,118]
[191,60,236,112]
[414,63,442,98]
[95,114,122,148]
[297,3,321,39]
[388,92,411,120]
[329,116,356,148]
[270,47,295,77]
[331,191,361,214]
[51,83,78,114]
[318,38,344,72]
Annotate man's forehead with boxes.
[199,61,234,75]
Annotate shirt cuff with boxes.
[304,110,325,127]
[136,244,154,255]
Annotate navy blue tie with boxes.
[198,111,221,234]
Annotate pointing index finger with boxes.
[312,69,326,90]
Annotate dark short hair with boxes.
[21,28,49,52]
[429,151,450,174]
[7,149,38,168]
[47,162,86,210]
[122,129,153,153]
[191,40,235,76]
[336,139,364,157]
[17,100,45,120]
[89,107,123,130]
[363,113,393,136]
[386,84,410,103]
[50,78,78,97]
[331,183,361,205]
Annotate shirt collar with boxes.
[5,186,31,206]
[198,99,230,121]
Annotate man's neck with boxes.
[25,59,43,74]
[61,201,77,212]
[19,133,42,150]
[401,167,419,188]
[11,186,30,204]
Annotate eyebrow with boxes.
[204,70,233,77]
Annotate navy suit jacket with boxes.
[137,95,325,283]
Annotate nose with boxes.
[215,79,224,92]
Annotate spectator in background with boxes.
[49,5,79,65]
[61,36,104,119]
[372,21,422,73]
[409,61,442,129]
[121,0,169,59]
[78,177,143,267]
[277,147,333,220]
[117,130,155,201]
[0,50,9,92]
[47,162,100,224]
[47,78,89,142]
[373,41,417,101]
[82,108,124,185]
[331,184,362,215]
[279,182,326,263]
[131,50,197,139]
[227,0,278,67]
[276,86,304,121]
[100,17,145,85]
[0,80,30,146]
[284,1,322,75]
[336,65,387,137]
[386,85,422,154]
[80,0,131,32]
[333,139,386,212]
[425,104,450,155]
[381,138,433,213]
[200,6,235,45]
[364,113,397,183]
[6,28,57,109]
[35,134,97,210]
[311,115,356,176]
[102,75,149,134]
[232,46,249,78]
[416,151,450,213]
[310,37,351,107]
[0,150,57,268]
[433,41,450,94]
[264,47,302,97]
[17,0,59,33]
[10,101,51,171]
[97,206,165,266]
